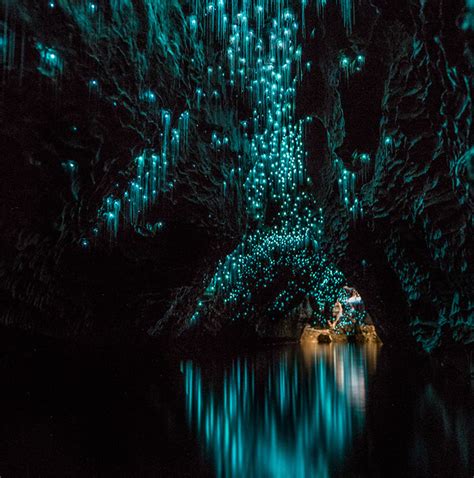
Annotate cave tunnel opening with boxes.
[298,281,382,346]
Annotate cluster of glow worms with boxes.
[16,0,358,239]
[92,0,355,235]
[192,193,346,322]
[21,0,363,323]
[181,0,357,321]
[339,51,365,81]
[335,138,393,220]
[102,110,190,235]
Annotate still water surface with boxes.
[0,337,471,477]
[182,344,379,478]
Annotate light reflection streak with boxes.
[182,343,380,478]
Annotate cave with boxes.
[0,0,472,476]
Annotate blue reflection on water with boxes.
[182,343,380,478]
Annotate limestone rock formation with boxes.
[0,0,471,356]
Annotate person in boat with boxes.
[343,286,362,315]
[328,300,343,329]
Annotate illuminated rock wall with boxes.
[301,0,473,351]
[0,0,471,352]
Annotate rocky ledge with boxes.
[300,325,382,345]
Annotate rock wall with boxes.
[301,0,473,351]
[0,0,471,353]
